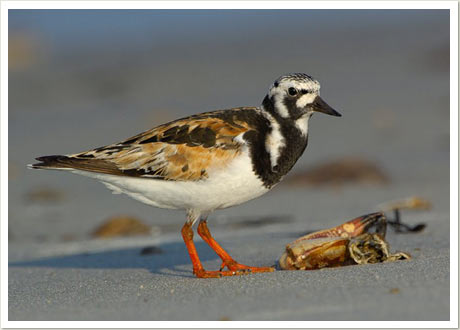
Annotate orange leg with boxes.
[197,220,275,274]
[181,222,250,278]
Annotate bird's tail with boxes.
[28,154,126,176]
[28,155,80,171]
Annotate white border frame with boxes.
[1,1,458,328]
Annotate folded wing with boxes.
[31,108,258,181]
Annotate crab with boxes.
[279,212,411,270]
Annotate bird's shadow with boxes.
[9,241,221,278]
[9,215,296,278]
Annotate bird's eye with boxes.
[288,87,298,96]
[274,82,279,87]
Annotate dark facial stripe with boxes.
[282,96,302,120]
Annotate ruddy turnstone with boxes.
[30,73,341,278]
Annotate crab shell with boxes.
[279,212,401,270]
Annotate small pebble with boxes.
[390,288,400,294]
[26,187,65,203]
[92,216,151,238]
[140,246,163,255]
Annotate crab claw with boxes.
[292,212,387,243]
[279,236,351,270]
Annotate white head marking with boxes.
[296,93,317,109]
[268,73,321,118]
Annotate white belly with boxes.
[73,153,269,213]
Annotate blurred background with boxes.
[9,10,449,244]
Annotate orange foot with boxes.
[220,260,275,273]
[197,220,274,275]
[181,219,275,278]
[194,268,254,278]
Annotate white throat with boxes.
[295,114,311,136]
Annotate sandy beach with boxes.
[8,9,450,321]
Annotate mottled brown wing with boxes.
[56,107,259,181]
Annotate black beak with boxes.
[310,96,341,117]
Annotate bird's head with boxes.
[262,73,341,121]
